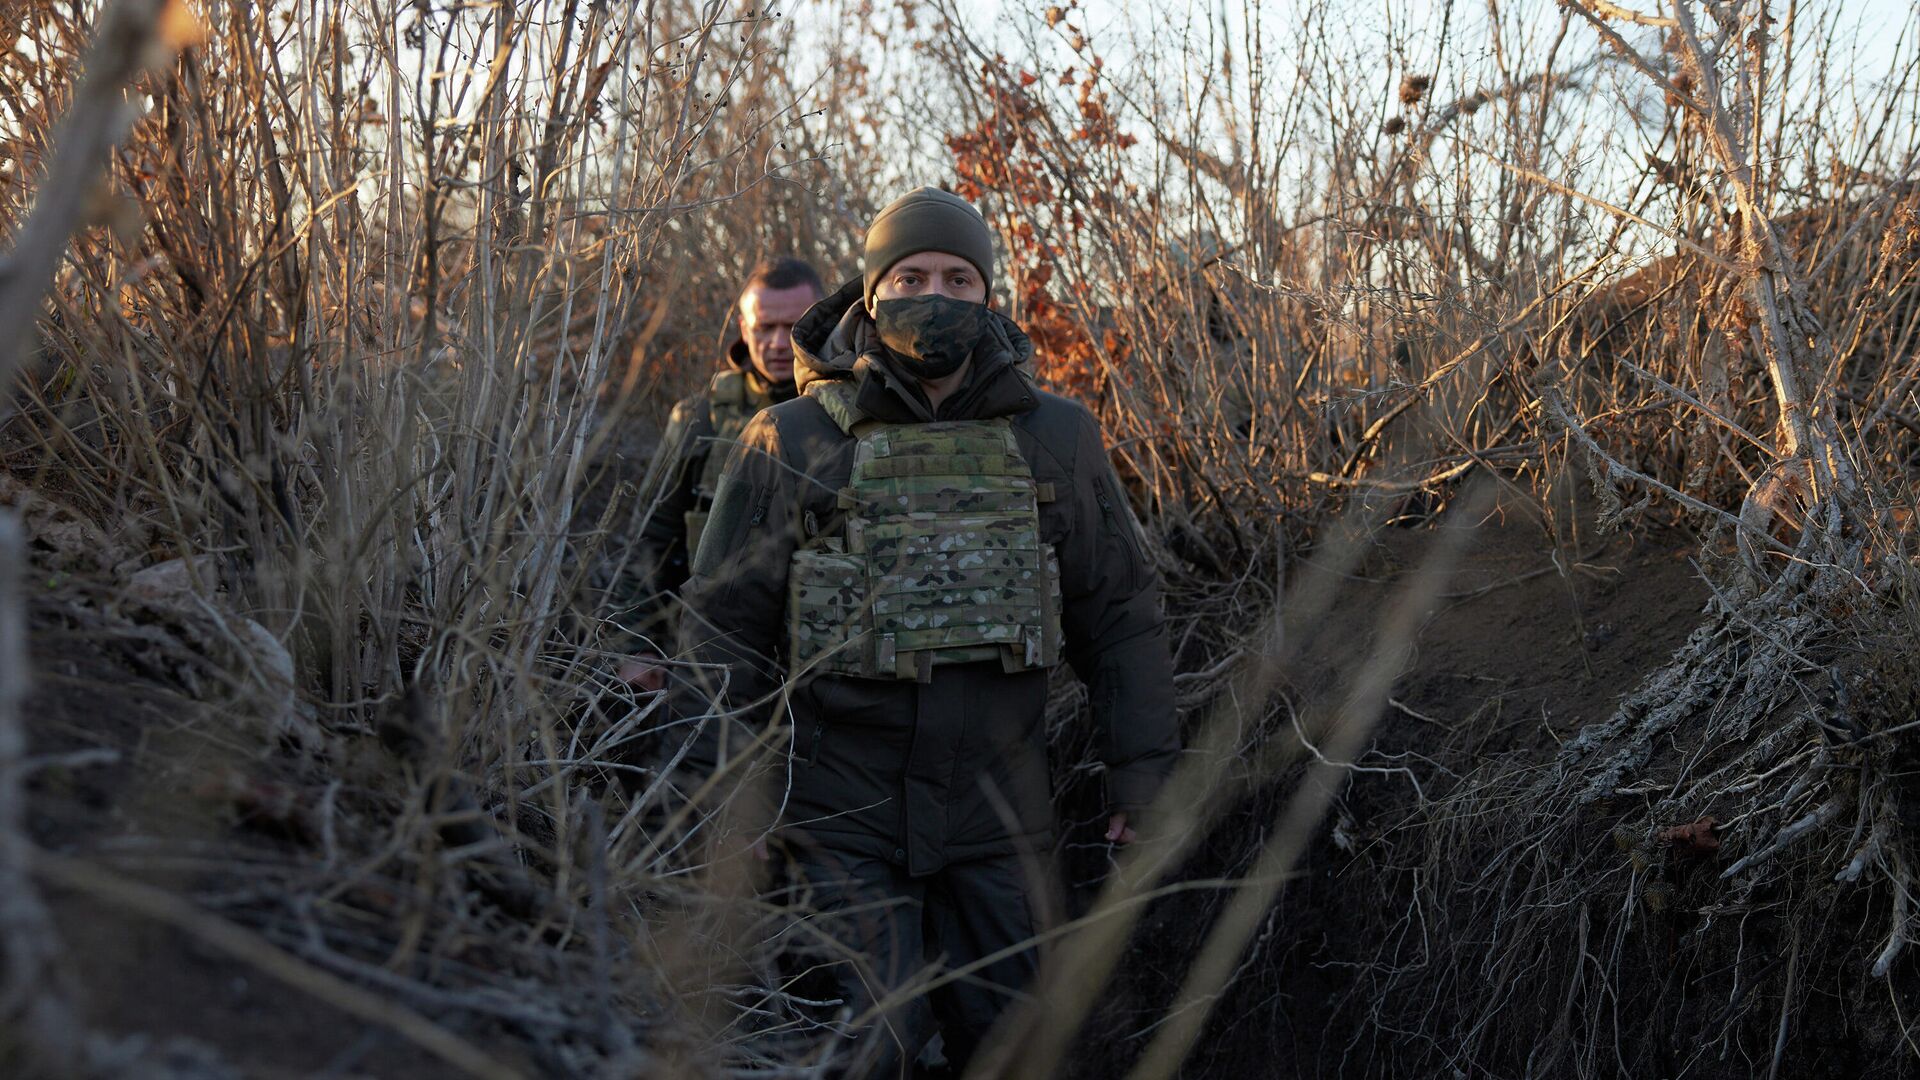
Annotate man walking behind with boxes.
[615,256,825,689]
[676,189,1178,1077]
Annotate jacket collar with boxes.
[791,278,1039,425]
[718,338,796,403]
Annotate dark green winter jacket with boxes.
[613,342,791,648]
[673,279,1178,875]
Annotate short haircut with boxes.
[740,256,825,299]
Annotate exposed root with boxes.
[1872,870,1911,979]
[1837,821,1885,884]
[1337,556,1920,1077]
[1721,795,1846,880]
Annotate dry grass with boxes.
[0,1,889,1074]
[2,0,1920,1077]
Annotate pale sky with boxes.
[839,0,1920,197]
[950,0,1918,94]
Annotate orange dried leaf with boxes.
[159,0,209,51]
[1656,816,1720,856]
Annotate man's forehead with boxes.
[885,252,975,274]
[740,283,819,318]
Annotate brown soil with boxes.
[1306,493,1710,766]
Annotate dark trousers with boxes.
[791,848,1050,1079]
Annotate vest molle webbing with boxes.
[685,369,776,555]
[788,416,1063,682]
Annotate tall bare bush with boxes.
[896,0,1920,1075]
[0,0,892,1072]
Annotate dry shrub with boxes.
[6,0,1920,1076]
[0,0,896,1074]
[903,1,1920,1076]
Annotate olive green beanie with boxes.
[862,187,995,309]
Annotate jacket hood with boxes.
[790,277,1037,422]
[725,334,753,371]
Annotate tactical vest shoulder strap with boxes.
[805,379,868,435]
[705,369,752,429]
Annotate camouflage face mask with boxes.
[872,294,987,380]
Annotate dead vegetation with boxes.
[3,0,1920,1077]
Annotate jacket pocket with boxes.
[704,484,774,599]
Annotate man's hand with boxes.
[616,653,667,694]
[1105,812,1137,845]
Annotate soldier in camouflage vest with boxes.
[614,257,824,689]
[673,189,1179,1078]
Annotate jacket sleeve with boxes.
[610,399,705,651]
[1056,406,1180,824]
[670,410,801,784]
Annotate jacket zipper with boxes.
[805,718,824,765]
[1097,480,1144,592]
[714,488,774,604]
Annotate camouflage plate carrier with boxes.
[685,368,779,556]
[787,382,1064,682]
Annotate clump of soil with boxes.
[16,587,477,1078]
